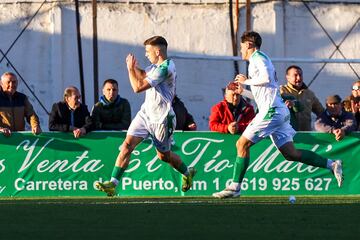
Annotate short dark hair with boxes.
[103,79,118,87]
[143,36,168,48]
[286,65,303,75]
[241,31,262,49]
[326,95,342,104]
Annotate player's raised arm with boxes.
[126,54,151,93]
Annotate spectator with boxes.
[209,82,255,134]
[342,97,352,112]
[172,95,196,131]
[0,72,41,137]
[49,86,92,138]
[343,80,360,129]
[314,95,357,141]
[280,65,324,131]
[91,79,131,130]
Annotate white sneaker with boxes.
[212,188,241,199]
[332,160,344,187]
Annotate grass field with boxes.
[0,196,359,240]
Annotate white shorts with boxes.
[242,106,296,148]
[127,112,176,152]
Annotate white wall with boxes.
[0,0,359,130]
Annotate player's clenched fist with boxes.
[126,54,137,70]
[234,74,247,84]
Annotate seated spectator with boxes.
[0,72,41,137]
[342,97,352,112]
[209,82,255,134]
[172,95,196,131]
[91,79,131,130]
[49,86,92,138]
[314,95,357,141]
[280,65,324,131]
[343,80,360,129]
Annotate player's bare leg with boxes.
[96,135,143,196]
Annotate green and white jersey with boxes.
[243,50,286,114]
[140,59,176,123]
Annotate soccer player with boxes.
[213,31,343,198]
[96,36,196,196]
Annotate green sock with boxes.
[232,157,250,183]
[111,166,126,181]
[177,162,188,175]
[299,150,327,168]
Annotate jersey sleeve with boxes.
[146,64,168,87]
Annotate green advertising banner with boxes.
[0,132,359,197]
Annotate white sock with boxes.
[229,182,241,191]
[326,159,334,170]
[110,177,119,186]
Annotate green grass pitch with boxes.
[0,196,359,240]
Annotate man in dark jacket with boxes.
[91,79,131,130]
[49,86,92,138]
[315,95,357,141]
[172,95,196,131]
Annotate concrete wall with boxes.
[0,0,359,130]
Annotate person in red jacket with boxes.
[209,82,255,134]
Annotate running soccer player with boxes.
[213,31,343,199]
[96,36,196,196]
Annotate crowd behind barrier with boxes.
[1,71,359,138]
[1,32,360,199]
